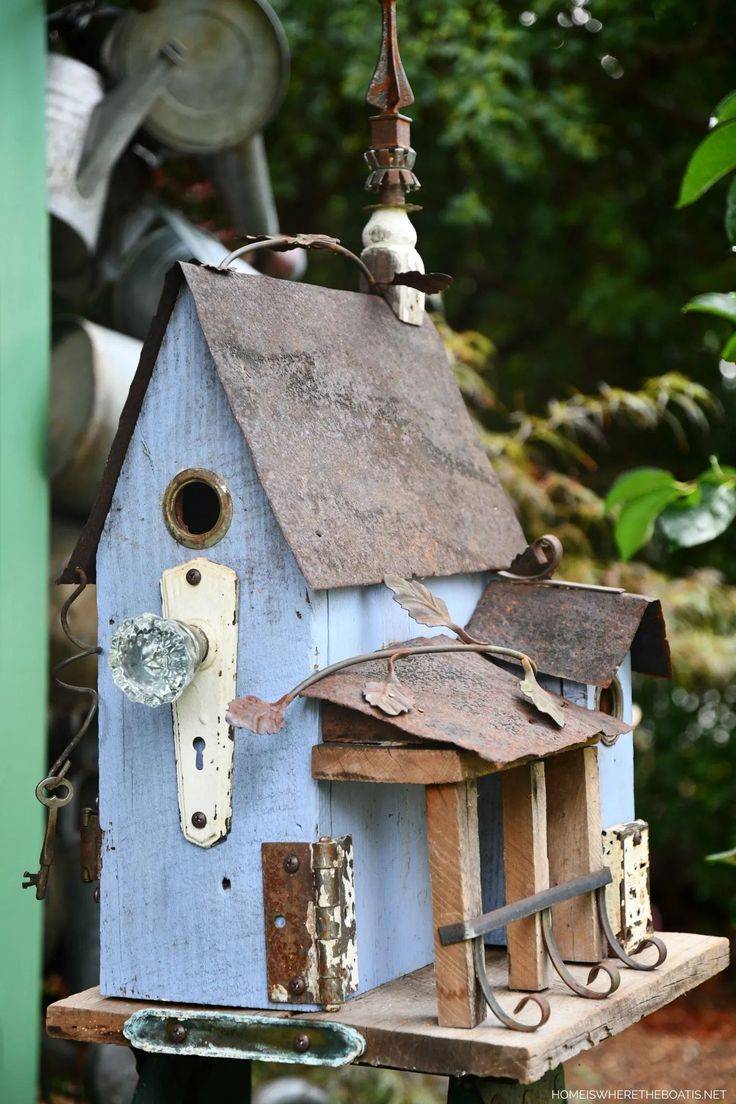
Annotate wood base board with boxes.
[46,932,728,1085]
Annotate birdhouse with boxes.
[56,0,674,1035]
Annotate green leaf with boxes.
[604,468,677,511]
[725,177,736,245]
[706,846,736,866]
[677,119,736,208]
[711,90,736,127]
[682,291,736,324]
[658,481,736,549]
[704,456,736,482]
[614,486,683,560]
[721,331,736,362]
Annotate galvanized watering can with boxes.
[105,0,290,236]
[48,0,289,298]
[112,208,257,340]
[47,46,183,298]
[49,318,142,515]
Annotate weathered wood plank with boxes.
[545,747,605,963]
[47,932,730,1084]
[313,744,496,785]
[321,703,425,744]
[562,660,635,831]
[426,780,485,1028]
[501,763,549,991]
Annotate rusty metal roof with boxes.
[466,578,671,687]
[61,263,526,588]
[303,635,628,768]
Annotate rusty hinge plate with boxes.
[80,807,102,884]
[123,1008,365,1067]
[262,836,358,1009]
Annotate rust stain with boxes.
[467,579,671,686]
[62,265,526,588]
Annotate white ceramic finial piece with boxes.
[361,206,425,325]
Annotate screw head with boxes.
[169,1021,188,1044]
[288,975,306,996]
[283,854,300,874]
[294,1033,310,1053]
[186,569,202,586]
[191,811,207,829]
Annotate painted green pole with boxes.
[0,3,49,1102]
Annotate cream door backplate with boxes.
[160,557,238,847]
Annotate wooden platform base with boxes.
[47,932,727,1084]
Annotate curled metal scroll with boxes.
[472,938,550,1032]
[541,910,621,999]
[500,535,564,583]
[596,888,667,970]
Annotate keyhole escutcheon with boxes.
[193,736,205,771]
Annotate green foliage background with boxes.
[264,0,736,934]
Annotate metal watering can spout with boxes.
[76,40,184,198]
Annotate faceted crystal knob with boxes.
[109,613,208,707]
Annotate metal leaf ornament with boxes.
[384,574,453,628]
[363,671,415,716]
[225,693,292,734]
[385,575,566,728]
[519,658,565,728]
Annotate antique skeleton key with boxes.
[22,775,73,900]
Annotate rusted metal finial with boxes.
[364,0,420,204]
[366,0,414,113]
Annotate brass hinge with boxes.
[262,836,358,1010]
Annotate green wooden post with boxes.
[0,3,49,1103]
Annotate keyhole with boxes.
[193,737,205,771]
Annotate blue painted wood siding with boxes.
[96,286,488,1008]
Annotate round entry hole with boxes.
[163,468,232,549]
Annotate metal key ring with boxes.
[35,776,74,808]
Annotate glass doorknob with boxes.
[109,613,209,706]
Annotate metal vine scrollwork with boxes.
[540,909,621,999]
[22,569,101,900]
[472,938,551,1033]
[595,887,668,970]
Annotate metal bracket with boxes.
[123,1009,365,1067]
[438,868,666,1032]
[160,557,238,848]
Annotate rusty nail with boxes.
[169,1021,188,1044]
[283,854,300,874]
[186,569,202,586]
[191,811,207,829]
[288,975,306,996]
[294,1033,310,1053]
